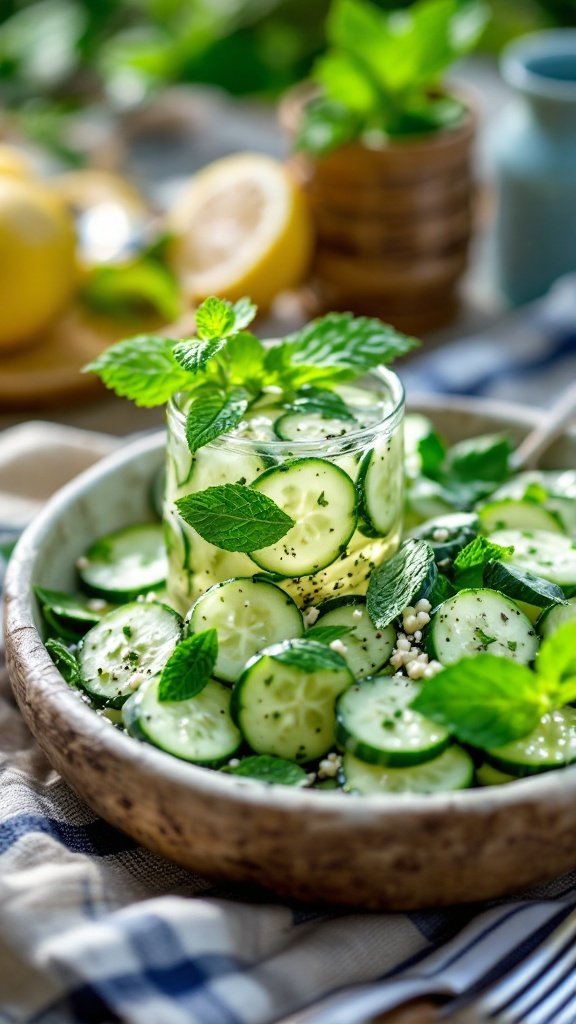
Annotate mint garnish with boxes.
[223,754,308,786]
[185,388,249,453]
[366,539,436,629]
[158,629,218,702]
[45,638,80,686]
[412,622,576,750]
[176,484,294,553]
[453,536,514,590]
[305,623,353,645]
[85,295,417,447]
[269,638,349,673]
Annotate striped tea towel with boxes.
[2,279,576,1024]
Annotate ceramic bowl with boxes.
[5,396,576,910]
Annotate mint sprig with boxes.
[158,629,218,702]
[269,638,349,674]
[176,484,294,552]
[412,622,576,750]
[305,623,353,645]
[85,294,416,450]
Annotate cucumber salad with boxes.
[38,297,576,796]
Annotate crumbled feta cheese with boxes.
[431,528,450,543]
[415,599,432,614]
[403,614,419,634]
[329,639,348,656]
[423,660,442,679]
[228,758,240,768]
[318,752,342,778]
[306,772,317,786]
[87,598,107,611]
[76,556,89,570]
[352,608,363,619]
[128,672,146,690]
[303,606,319,627]
[144,591,158,603]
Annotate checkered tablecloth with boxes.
[1,278,576,1024]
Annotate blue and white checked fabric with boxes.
[1,278,576,1024]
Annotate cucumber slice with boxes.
[341,746,474,795]
[357,429,403,538]
[336,676,451,767]
[488,529,576,590]
[231,640,354,762]
[428,589,539,665]
[274,412,356,442]
[483,560,567,609]
[489,469,576,503]
[123,676,241,766]
[250,458,358,577]
[314,595,395,678]
[186,577,304,683]
[411,512,479,565]
[78,523,167,602]
[537,597,576,639]
[34,586,111,640]
[193,445,267,491]
[479,500,563,534]
[485,707,576,777]
[78,601,182,708]
[476,763,516,786]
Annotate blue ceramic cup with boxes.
[494,30,576,306]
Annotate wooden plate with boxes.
[0,305,195,411]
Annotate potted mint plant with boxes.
[280,0,489,334]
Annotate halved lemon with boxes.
[168,154,313,310]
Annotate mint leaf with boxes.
[185,388,249,453]
[444,433,512,484]
[45,638,80,686]
[412,656,550,749]
[292,385,355,420]
[223,754,307,786]
[158,629,217,702]
[367,539,436,629]
[176,484,294,553]
[266,313,418,388]
[418,431,446,479]
[84,335,190,407]
[305,623,353,645]
[428,573,456,608]
[453,536,514,590]
[537,623,576,705]
[269,638,349,673]
[483,561,568,610]
[226,332,266,389]
[229,297,258,332]
[194,296,257,341]
[173,336,228,375]
[195,296,235,340]
[295,97,360,156]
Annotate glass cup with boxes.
[164,366,405,615]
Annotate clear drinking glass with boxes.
[164,367,405,615]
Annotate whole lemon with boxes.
[0,178,77,351]
[0,143,35,181]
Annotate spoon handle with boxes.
[512,381,576,471]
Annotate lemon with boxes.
[0,143,35,181]
[168,154,313,310]
[0,178,77,351]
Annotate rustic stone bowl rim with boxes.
[5,394,576,822]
